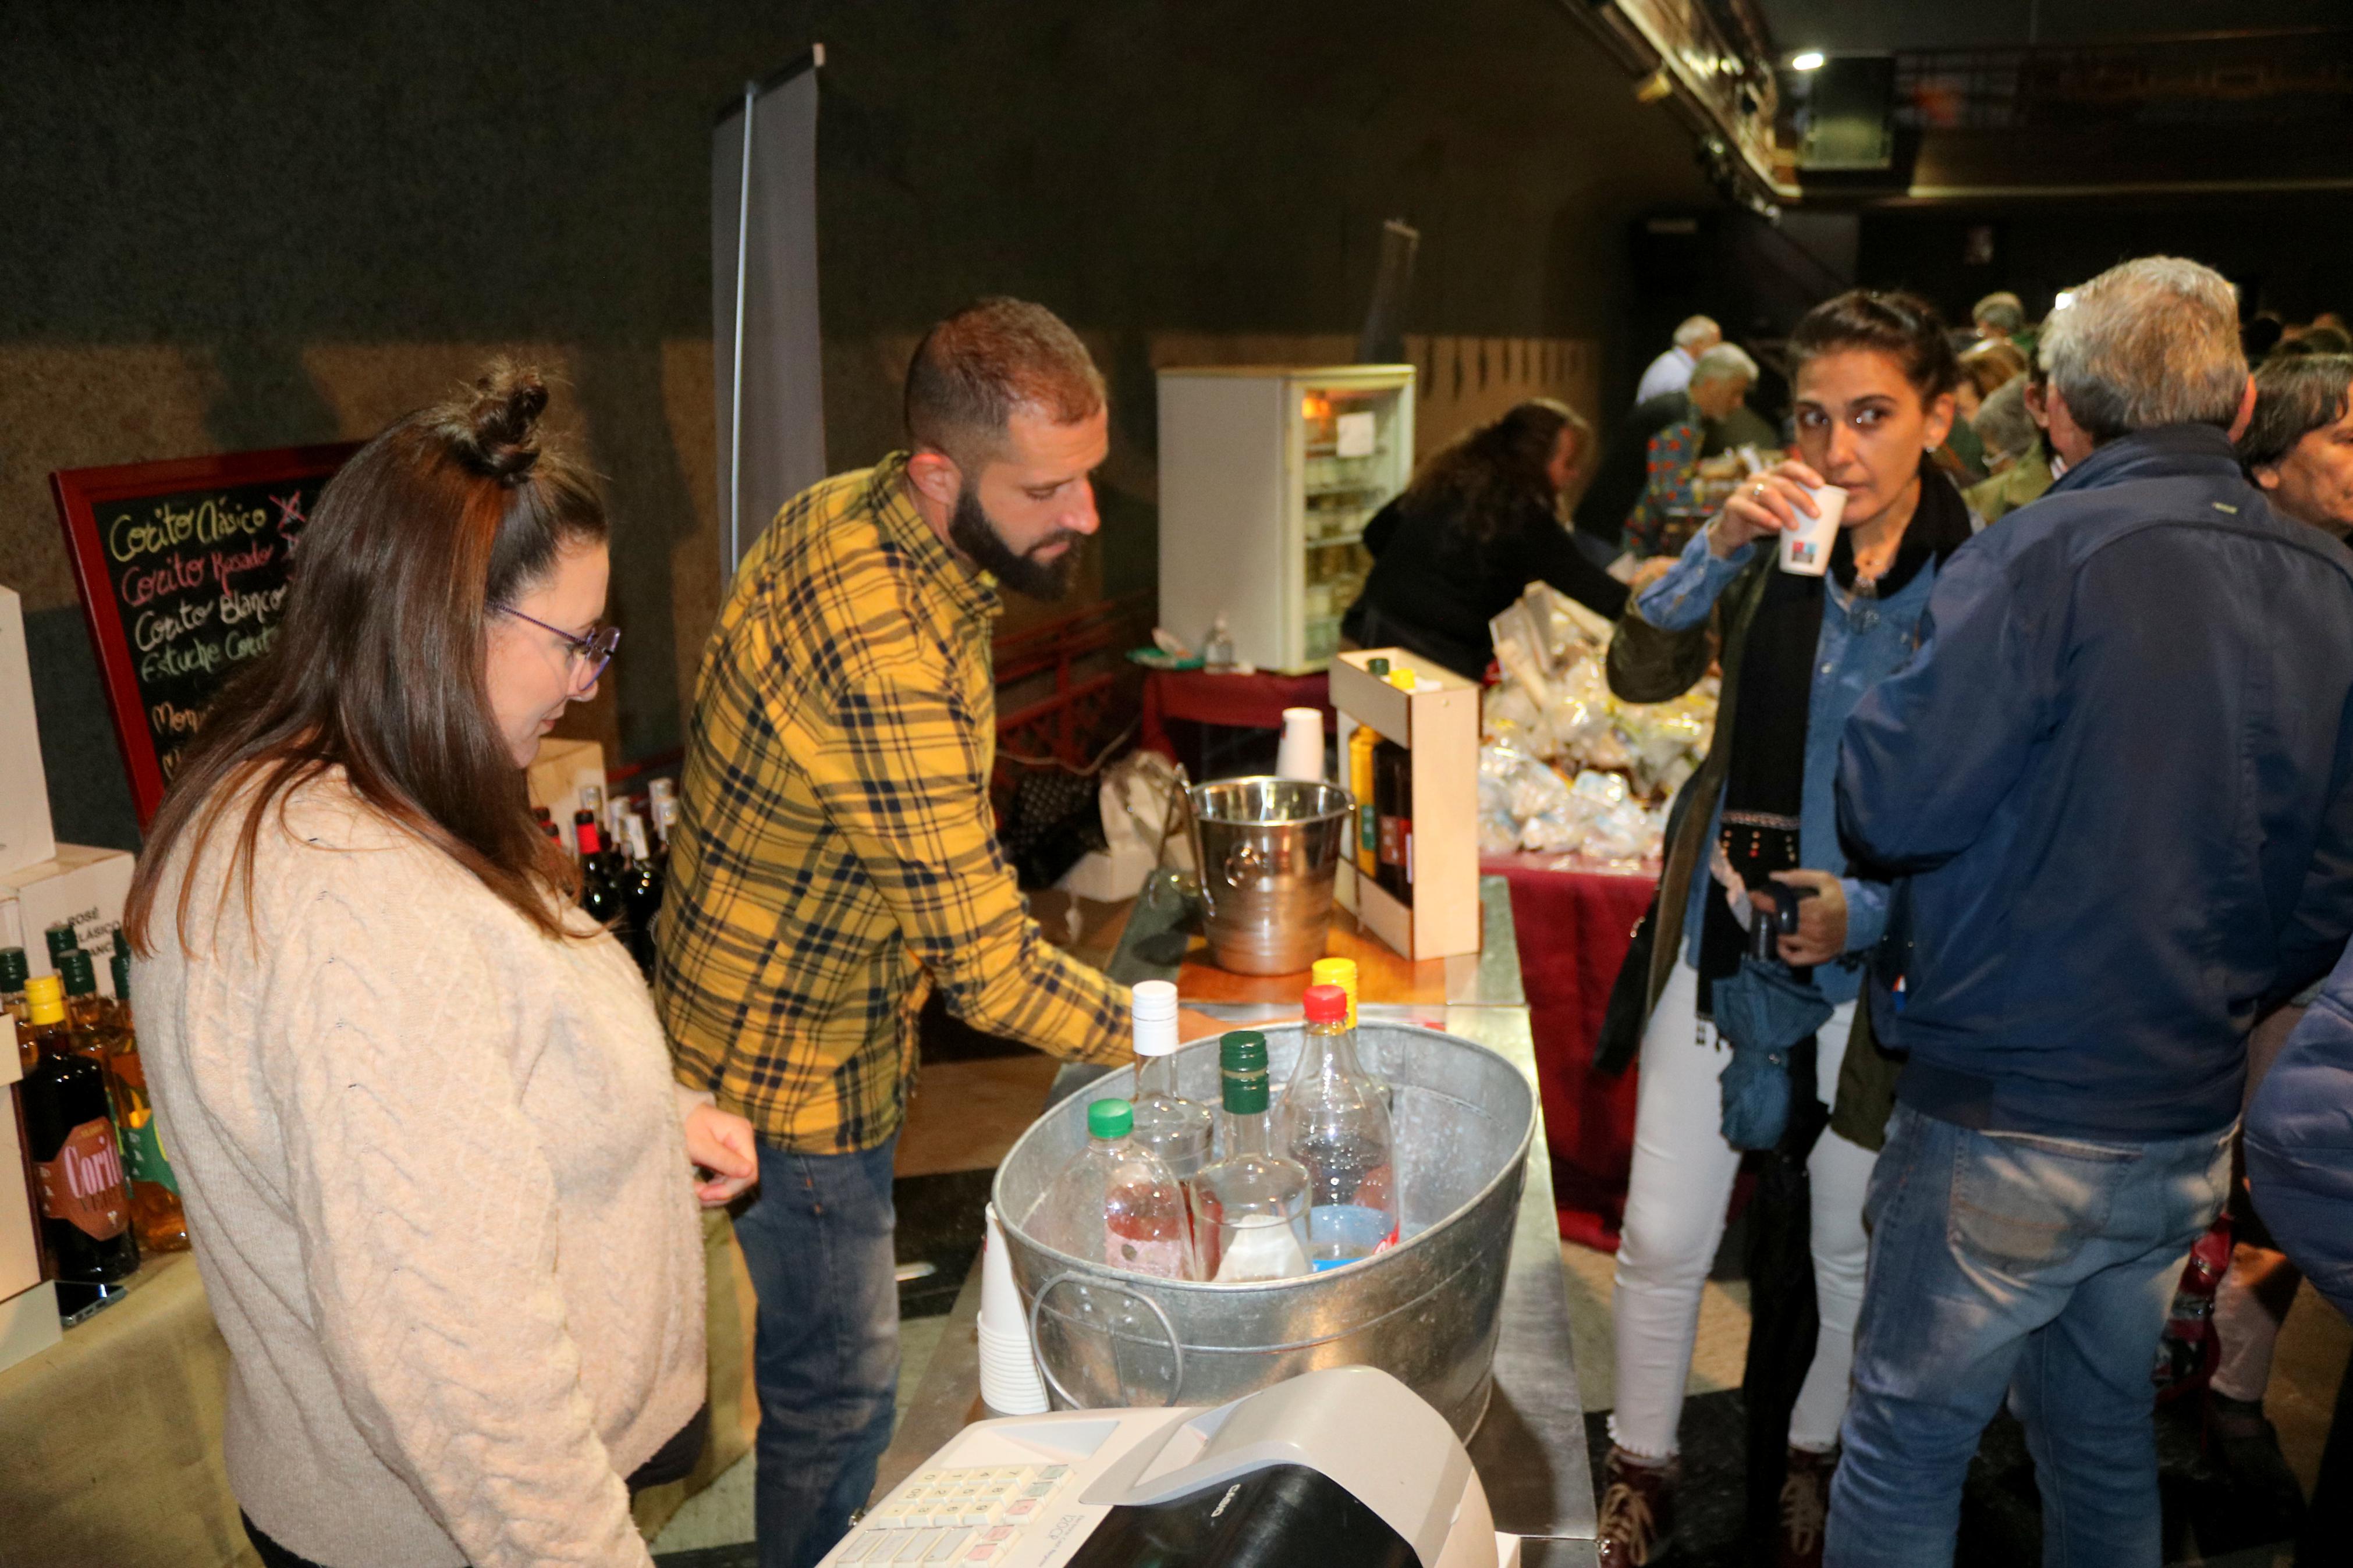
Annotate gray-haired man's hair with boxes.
[1689,342,1758,388]
[1673,315,1721,351]
[2038,257,2247,441]
[1972,291,2025,335]
[1971,376,2038,466]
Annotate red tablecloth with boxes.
[1138,669,1333,758]
[1482,852,1659,1251]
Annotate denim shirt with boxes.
[1637,525,1944,1003]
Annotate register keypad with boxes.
[839,1464,1073,1563]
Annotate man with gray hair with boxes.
[1971,289,2025,342]
[1827,257,2353,1565]
[1635,312,1723,404]
[1577,342,1758,555]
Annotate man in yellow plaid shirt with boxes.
[659,298,1151,1567]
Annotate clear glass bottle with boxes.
[1202,613,1236,673]
[1190,1032,1311,1282]
[1309,957,1390,1117]
[1025,1098,1195,1280]
[1279,984,1400,1270]
[1126,981,1212,1189]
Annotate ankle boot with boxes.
[1597,1445,1677,1565]
[1776,1445,1838,1568]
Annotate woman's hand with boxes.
[684,1104,760,1208]
[1755,869,1850,966]
[1710,459,1829,559]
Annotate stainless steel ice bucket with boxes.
[992,1022,1535,1440]
[1186,777,1351,976]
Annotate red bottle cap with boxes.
[1303,984,1348,1023]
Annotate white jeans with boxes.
[1608,959,1878,1459]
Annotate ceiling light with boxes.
[2053,290,2077,311]
[1790,50,1826,72]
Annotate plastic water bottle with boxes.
[1190,1032,1312,1282]
[1279,984,1400,1270]
[1127,981,1212,1187]
[1026,1098,1196,1280]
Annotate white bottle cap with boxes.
[1131,980,1179,1057]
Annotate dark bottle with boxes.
[1373,738,1413,905]
[619,813,663,980]
[19,974,138,1322]
[43,922,79,969]
[0,944,27,1027]
[574,819,624,928]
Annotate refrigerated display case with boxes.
[1155,365,1417,674]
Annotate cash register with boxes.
[820,1366,1511,1568]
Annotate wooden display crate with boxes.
[1329,648,1480,961]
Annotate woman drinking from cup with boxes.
[1589,291,1975,1568]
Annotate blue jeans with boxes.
[733,1136,900,1568]
[1825,1103,2231,1568]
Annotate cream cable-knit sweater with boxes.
[136,774,707,1568]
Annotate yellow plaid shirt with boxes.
[657,454,1131,1151]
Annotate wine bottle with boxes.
[0,945,27,1029]
[620,813,663,979]
[574,817,623,927]
[19,975,138,1321]
[1190,1032,1311,1282]
[1279,984,1400,1271]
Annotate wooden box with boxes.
[1329,648,1481,961]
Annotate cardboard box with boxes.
[0,845,136,998]
[0,587,58,879]
[1329,649,1481,962]
[0,1281,61,1374]
[526,737,608,844]
[0,1081,45,1318]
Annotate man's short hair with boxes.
[1673,315,1720,351]
[2238,354,2353,472]
[1972,291,2025,335]
[2037,257,2248,441]
[1972,376,2038,465]
[904,297,1105,465]
[1689,342,1758,389]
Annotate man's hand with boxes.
[1752,869,1850,966]
[684,1103,761,1208]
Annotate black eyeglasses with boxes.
[496,605,620,689]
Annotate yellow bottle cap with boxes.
[1310,958,1359,1026]
[1385,666,1417,691]
[23,973,64,1027]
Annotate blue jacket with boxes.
[1839,425,2353,1139]
[2247,972,2353,1320]
[1638,524,1952,1004]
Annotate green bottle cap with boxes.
[0,947,26,990]
[1219,1031,1270,1115]
[1087,1098,1134,1140]
[111,948,132,1001]
[1367,657,1390,678]
[58,948,96,998]
[44,923,79,962]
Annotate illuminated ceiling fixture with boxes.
[1790,50,1826,72]
[2053,290,2078,310]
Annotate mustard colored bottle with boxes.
[1348,726,1381,876]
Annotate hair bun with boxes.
[453,362,548,483]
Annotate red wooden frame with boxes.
[50,443,361,827]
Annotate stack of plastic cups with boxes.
[977,1203,1050,1416]
[1275,706,1325,782]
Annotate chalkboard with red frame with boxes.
[50,443,360,827]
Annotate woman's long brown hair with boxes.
[124,363,607,954]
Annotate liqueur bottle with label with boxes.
[19,974,138,1321]
[106,950,186,1254]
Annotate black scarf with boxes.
[1697,463,1973,1012]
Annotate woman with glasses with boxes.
[124,364,758,1568]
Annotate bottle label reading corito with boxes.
[37,1117,131,1239]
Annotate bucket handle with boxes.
[1027,1269,1187,1410]
[1219,841,1268,890]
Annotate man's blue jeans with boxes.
[1825,1103,2231,1568]
[733,1136,900,1568]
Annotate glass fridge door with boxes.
[1297,382,1408,667]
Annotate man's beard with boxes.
[947,483,1084,600]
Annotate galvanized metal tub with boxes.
[1186,777,1353,975]
[993,1022,1534,1440]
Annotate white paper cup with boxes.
[1777,484,1848,577]
[1275,707,1325,782]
